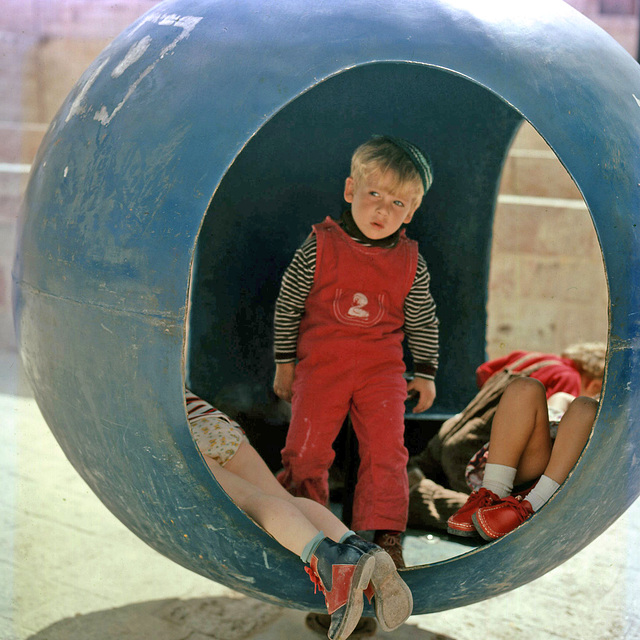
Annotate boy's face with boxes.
[344,169,422,241]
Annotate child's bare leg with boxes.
[448,379,590,539]
[543,396,598,483]
[202,450,321,555]
[487,377,553,485]
[521,395,598,513]
[205,445,394,638]
[217,441,349,546]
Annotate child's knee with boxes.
[568,395,599,421]
[504,376,546,398]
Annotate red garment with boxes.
[475,350,582,398]
[280,217,418,531]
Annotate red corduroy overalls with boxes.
[279,217,418,532]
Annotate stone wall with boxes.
[486,124,609,359]
[0,1,635,359]
[483,1,630,360]
[0,1,158,351]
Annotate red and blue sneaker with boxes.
[342,534,413,632]
[306,538,375,640]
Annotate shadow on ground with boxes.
[27,595,457,640]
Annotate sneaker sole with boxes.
[446,525,482,538]
[471,511,499,542]
[330,552,376,640]
[369,549,414,632]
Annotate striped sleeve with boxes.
[184,389,241,427]
[404,253,439,379]
[273,234,317,362]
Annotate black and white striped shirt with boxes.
[274,215,439,379]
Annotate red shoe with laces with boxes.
[447,487,502,537]
[472,495,534,541]
[306,538,375,640]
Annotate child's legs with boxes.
[349,372,408,532]
[488,377,553,485]
[281,368,351,504]
[203,447,318,556]
[543,396,598,483]
[225,441,349,543]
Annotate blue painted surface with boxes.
[11,0,640,613]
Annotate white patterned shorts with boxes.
[185,390,247,466]
[188,414,246,466]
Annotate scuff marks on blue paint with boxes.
[64,11,203,127]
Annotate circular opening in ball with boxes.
[184,61,607,567]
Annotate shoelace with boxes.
[468,488,498,509]
[304,566,326,595]
[502,495,532,517]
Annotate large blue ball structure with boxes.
[12,0,640,614]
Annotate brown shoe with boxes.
[373,531,405,569]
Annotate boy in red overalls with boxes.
[273,135,439,567]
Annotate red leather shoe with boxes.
[447,488,501,537]
[472,496,534,541]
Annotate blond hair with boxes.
[350,137,425,199]
[561,342,606,380]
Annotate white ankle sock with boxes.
[300,531,325,563]
[525,475,560,511]
[339,530,357,543]
[482,463,517,498]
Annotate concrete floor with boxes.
[2,348,640,640]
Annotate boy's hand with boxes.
[407,377,436,414]
[273,362,296,402]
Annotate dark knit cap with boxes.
[376,135,434,193]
